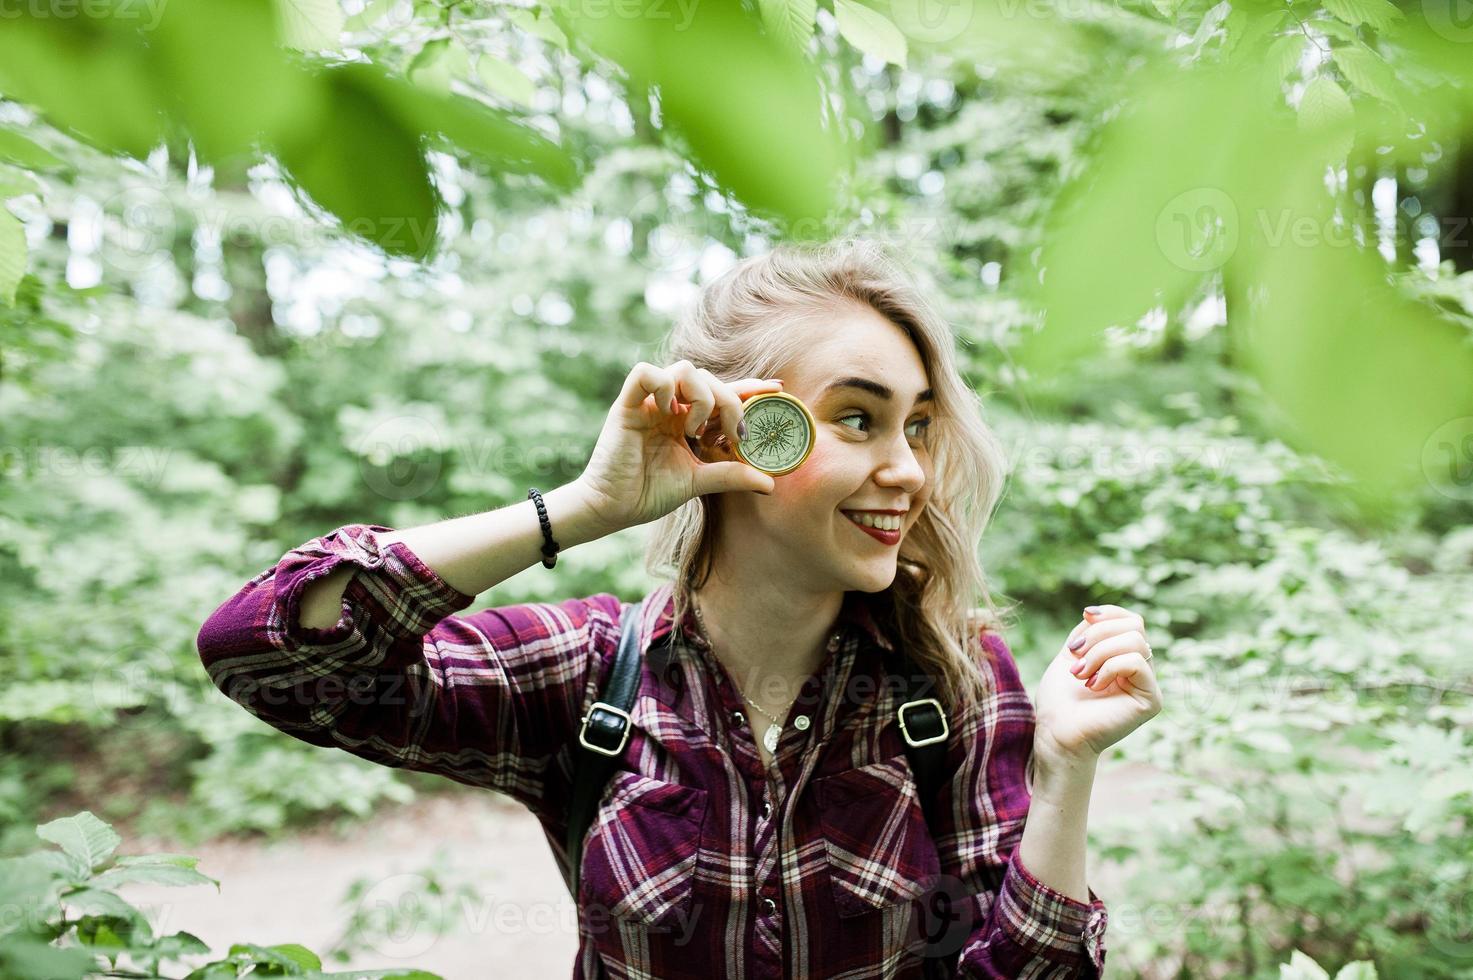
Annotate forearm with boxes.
[1017,749,1098,903]
[300,480,611,628]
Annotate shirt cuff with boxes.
[273,523,476,650]
[996,848,1109,974]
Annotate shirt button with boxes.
[761,897,777,915]
[761,800,772,819]
[793,714,810,731]
[827,634,840,651]
[731,710,745,727]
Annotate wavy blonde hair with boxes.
[644,236,1017,714]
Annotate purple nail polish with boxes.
[1071,660,1084,674]
[1068,636,1086,651]
[1085,605,1100,615]
[738,420,748,439]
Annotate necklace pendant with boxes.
[762,723,781,754]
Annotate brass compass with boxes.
[733,391,815,477]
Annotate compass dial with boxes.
[736,392,815,476]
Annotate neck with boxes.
[692,575,843,711]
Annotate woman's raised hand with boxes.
[575,360,784,533]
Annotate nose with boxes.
[875,430,926,495]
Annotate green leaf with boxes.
[409,37,471,94]
[59,887,155,943]
[1321,0,1402,31]
[551,0,850,224]
[1281,949,1332,980]
[0,933,97,979]
[228,941,322,971]
[113,853,205,870]
[0,18,165,159]
[1333,961,1379,980]
[35,811,120,874]
[757,0,817,52]
[504,6,568,48]
[275,0,347,49]
[833,0,907,67]
[273,67,442,260]
[476,56,538,108]
[1297,75,1354,159]
[351,63,577,186]
[0,128,65,171]
[0,206,25,306]
[346,0,396,30]
[91,863,219,891]
[1332,45,1400,103]
[1266,35,1305,80]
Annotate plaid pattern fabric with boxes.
[197,523,1109,978]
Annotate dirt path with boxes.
[115,762,1161,979]
[117,792,580,978]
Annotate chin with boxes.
[845,562,899,592]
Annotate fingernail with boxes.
[1084,605,1100,615]
[1068,636,1086,651]
[1085,673,1098,688]
[738,420,748,439]
[1071,660,1085,674]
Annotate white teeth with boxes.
[845,512,902,531]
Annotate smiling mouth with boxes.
[840,510,905,532]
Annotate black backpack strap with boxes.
[565,596,645,899]
[892,645,958,979]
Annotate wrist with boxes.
[1029,742,1099,803]
[540,481,618,551]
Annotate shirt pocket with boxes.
[578,771,709,929]
[813,757,942,918]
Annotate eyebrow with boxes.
[821,377,934,406]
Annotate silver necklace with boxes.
[692,597,801,755]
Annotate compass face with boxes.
[737,393,815,475]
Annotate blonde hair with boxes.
[645,236,1017,714]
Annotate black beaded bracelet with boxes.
[527,488,560,569]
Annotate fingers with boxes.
[1067,615,1142,657]
[1070,629,1149,684]
[619,361,680,414]
[621,361,785,439]
[691,460,776,498]
[1084,651,1162,708]
[1083,604,1143,624]
[693,374,785,444]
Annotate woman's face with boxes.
[754,304,935,594]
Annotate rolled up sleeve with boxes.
[929,630,1109,979]
[195,523,624,829]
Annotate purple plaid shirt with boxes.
[196,524,1109,978]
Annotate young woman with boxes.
[197,238,1163,979]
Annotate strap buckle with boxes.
[578,701,632,757]
[897,698,948,747]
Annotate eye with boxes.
[837,412,934,440]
